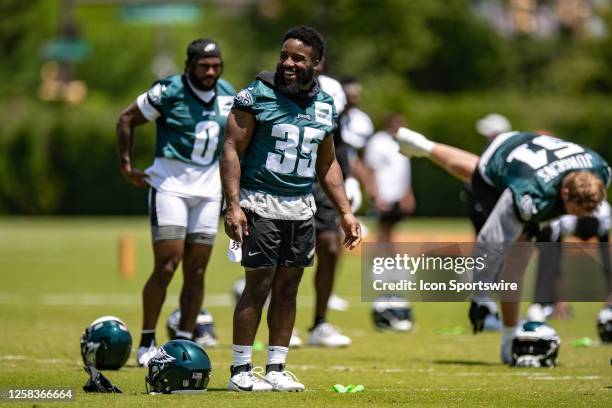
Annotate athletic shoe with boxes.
[308,322,351,347]
[526,303,546,322]
[289,328,303,348]
[395,127,434,157]
[137,344,158,367]
[328,294,349,311]
[264,365,305,392]
[227,363,273,392]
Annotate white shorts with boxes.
[148,188,221,242]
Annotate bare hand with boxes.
[121,165,149,188]
[224,204,249,242]
[340,212,361,250]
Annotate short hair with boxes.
[186,38,222,63]
[282,26,325,60]
[562,171,606,212]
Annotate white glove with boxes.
[227,227,242,263]
[395,127,434,157]
[344,176,362,213]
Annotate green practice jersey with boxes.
[233,73,338,196]
[146,75,235,166]
[480,131,611,223]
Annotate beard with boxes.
[274,62,316,96]
[187,70,217,91]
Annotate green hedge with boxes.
[0,93,610,215]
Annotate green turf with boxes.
[0,217,610,407]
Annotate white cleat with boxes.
[328,294,350,311]
[289,328,303,348]
[395,127,434,157]
[228,364,273,392]
[264,368,305,392]
[308,323,351,347]
[137,344,158,367]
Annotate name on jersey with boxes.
[536,153,594,183]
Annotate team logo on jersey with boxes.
[217,95,234,117]
[148,83,166,104]
[297,113,311,120]
[235,89,254,108]
[314,102,333,126]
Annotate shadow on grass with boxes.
[432,359,499,367]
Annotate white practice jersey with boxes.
[318,75,346,114]
[365,130,412,203]
[340,107,374,149]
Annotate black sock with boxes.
[266,363,284,374]
[312,316,326,329]
[140,331,155,348]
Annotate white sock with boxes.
[175,329,193,339]
[502,325,518,341]
[232,344,252,367]
[267,345,288,365]
[396,127,435,157]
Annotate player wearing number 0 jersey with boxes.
[117,38,234,367]
[221,26,361,392]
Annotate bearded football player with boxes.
[220,26,361,392]
[117,38,235,366]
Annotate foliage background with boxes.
[1,0,611,215]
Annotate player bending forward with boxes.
[220,26,361,391]
[396,128,610,364]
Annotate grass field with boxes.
[0,217,610,407]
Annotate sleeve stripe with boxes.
[137,92,161,121]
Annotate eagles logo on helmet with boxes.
[80,316,132,370]
[511,321,560,368]
[145,339,212,394]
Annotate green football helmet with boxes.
[80,316,132,370]
[145,339,211,394]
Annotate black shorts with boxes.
[470,170,502,225]
[313,182,340,233]
[379,202,408,225]
[241,209,316,269]
[470,169,539,238]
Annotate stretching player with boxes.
[396,128,610,363]
[117,38,234,366]
[221,26,361,391]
